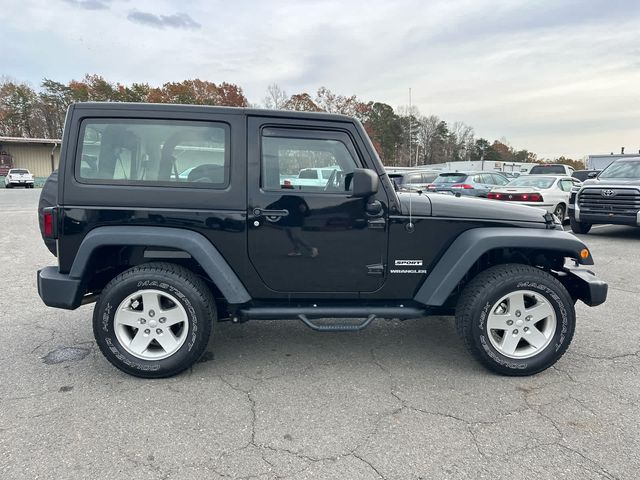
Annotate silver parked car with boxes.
[427,171,510,197]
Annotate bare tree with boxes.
[263,83,288,110]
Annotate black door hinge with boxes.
[367,263,385,276]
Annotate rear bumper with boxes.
[37,266,84,310]
[559,267,608,307]
[6,180,34,185]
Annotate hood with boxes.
[397,192,547,224]
[582,178,640,187]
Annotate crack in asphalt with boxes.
[569,350,640,361]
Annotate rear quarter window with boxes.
[530,165,565,174]
[76,118,230,188]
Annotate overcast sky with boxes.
[2,0,639,158]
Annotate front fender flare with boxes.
[414,227,592,306]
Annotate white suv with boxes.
[4,168,35,188]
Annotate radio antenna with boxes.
[408,87,412,167]
[405,87,415,232]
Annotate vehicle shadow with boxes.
[199,316,485,377]
[581,225,640,240]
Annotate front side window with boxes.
[77,119,229,187]
[262,135,358,193]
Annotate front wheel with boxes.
[570,217,592,234]
[455,264,575,376]
[93,262,215,378]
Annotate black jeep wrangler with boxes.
[569,157,640,234]
[37,103,607,378]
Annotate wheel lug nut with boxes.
[159,317,166,324]
[149,310,155,317]
[140,318,146,324]
[526,316,532,322]
[156,328,162,334]
[513,329,519,335]
[524,327,529,332]
[515,310,521,317]
[144,329,150,335]
[506,320,514,326]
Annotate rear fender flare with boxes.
[70,226,251,304]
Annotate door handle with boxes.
[253,208,289,217]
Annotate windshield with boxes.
[434,173,467,184]
[529,165,565,174]
[598,160,640,179]
[506,177,555,189]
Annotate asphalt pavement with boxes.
[0,188,638,479]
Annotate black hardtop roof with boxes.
[71,102,356,123]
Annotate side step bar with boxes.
[298,314,376,332]
[234,306,428,332]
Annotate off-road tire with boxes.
[93,262,215,378]
[570,217,592,234]
[455,263,575,376]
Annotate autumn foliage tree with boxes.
[0,75,249,139]
[0,75,552,168]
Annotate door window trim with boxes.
[259,126,364,195]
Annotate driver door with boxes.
[247,119,389,294]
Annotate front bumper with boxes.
[569,204,640,226]
[559,267,608,307]
[37,266,84,310]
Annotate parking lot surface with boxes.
[1,188,638,479]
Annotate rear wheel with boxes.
[570,217,592,234]
[456,264,575,376]
[93,262,215,378]
[553,203,566,221]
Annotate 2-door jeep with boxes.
[37,103,607,378]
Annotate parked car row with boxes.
[386,167,580,221]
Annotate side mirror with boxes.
[351,168,379,198]
[587,172,598,178]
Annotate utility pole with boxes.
[408,88,412,167]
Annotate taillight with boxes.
[488,192,544,202]
[426,184,435,190]
[451,184,473,189]
[522,193,543,202]
[43,208,57,238]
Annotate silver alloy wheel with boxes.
[114,289,189,360]
[486,289,557,359]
